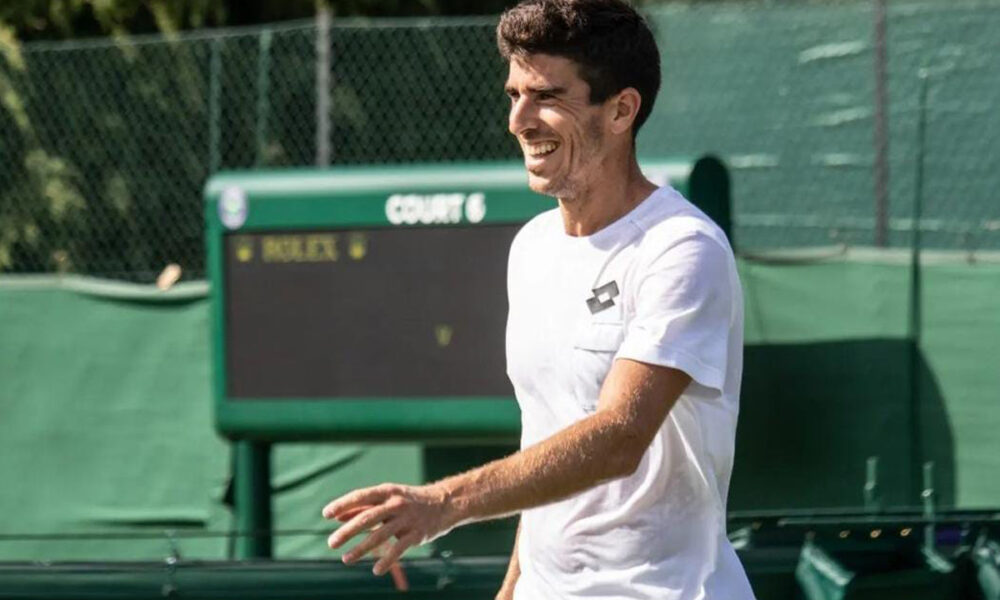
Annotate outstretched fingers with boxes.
[341,521,398,564]
[323,484,396,520]
[332,505,371,522]
[373,532,421,576]
[327,503,395,549]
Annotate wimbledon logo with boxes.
[219,186,249,230]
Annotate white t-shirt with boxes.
[506,186,754,600]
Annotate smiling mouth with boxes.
[523,141,559,158]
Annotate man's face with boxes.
[505,53,608,199]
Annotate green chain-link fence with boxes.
[0,1,998,282]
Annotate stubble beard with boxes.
[526,115,605,201]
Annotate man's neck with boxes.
[557,155,658,237]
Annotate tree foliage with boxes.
[0,0,519,277]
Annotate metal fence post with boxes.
[909,69,929,504]
[209,37,222,174]
[873,0,890,247]
[316,5,332,167]
[256,28,273,168]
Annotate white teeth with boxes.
[525,142,558,157]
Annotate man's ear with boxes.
[608,87,642,136]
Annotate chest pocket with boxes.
[571,321,626,413]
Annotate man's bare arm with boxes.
[323,358,691,574]
[496,520,521,600]
[435,360,690,520]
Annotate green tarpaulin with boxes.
[1,251,998,561]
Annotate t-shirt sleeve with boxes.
[615,230,734,391]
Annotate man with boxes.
[323,0,754,598]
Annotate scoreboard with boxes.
[206,158,729,442]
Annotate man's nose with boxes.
[508,96,537,137]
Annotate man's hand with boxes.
[322,483,456,575]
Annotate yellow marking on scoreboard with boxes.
[435,324,453,347]
[261,234,339,263]
[348,233,367,261]
[235,237,254,262]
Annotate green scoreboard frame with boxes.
[206,157,730,442]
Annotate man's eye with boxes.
[507,92,520,101]
[537,93,553,101]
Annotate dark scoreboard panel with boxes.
[224,225,519,399]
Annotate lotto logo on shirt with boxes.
[385,192,487,225]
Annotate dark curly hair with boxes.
[497,0,661,137]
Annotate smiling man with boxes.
[323,1,754,598]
